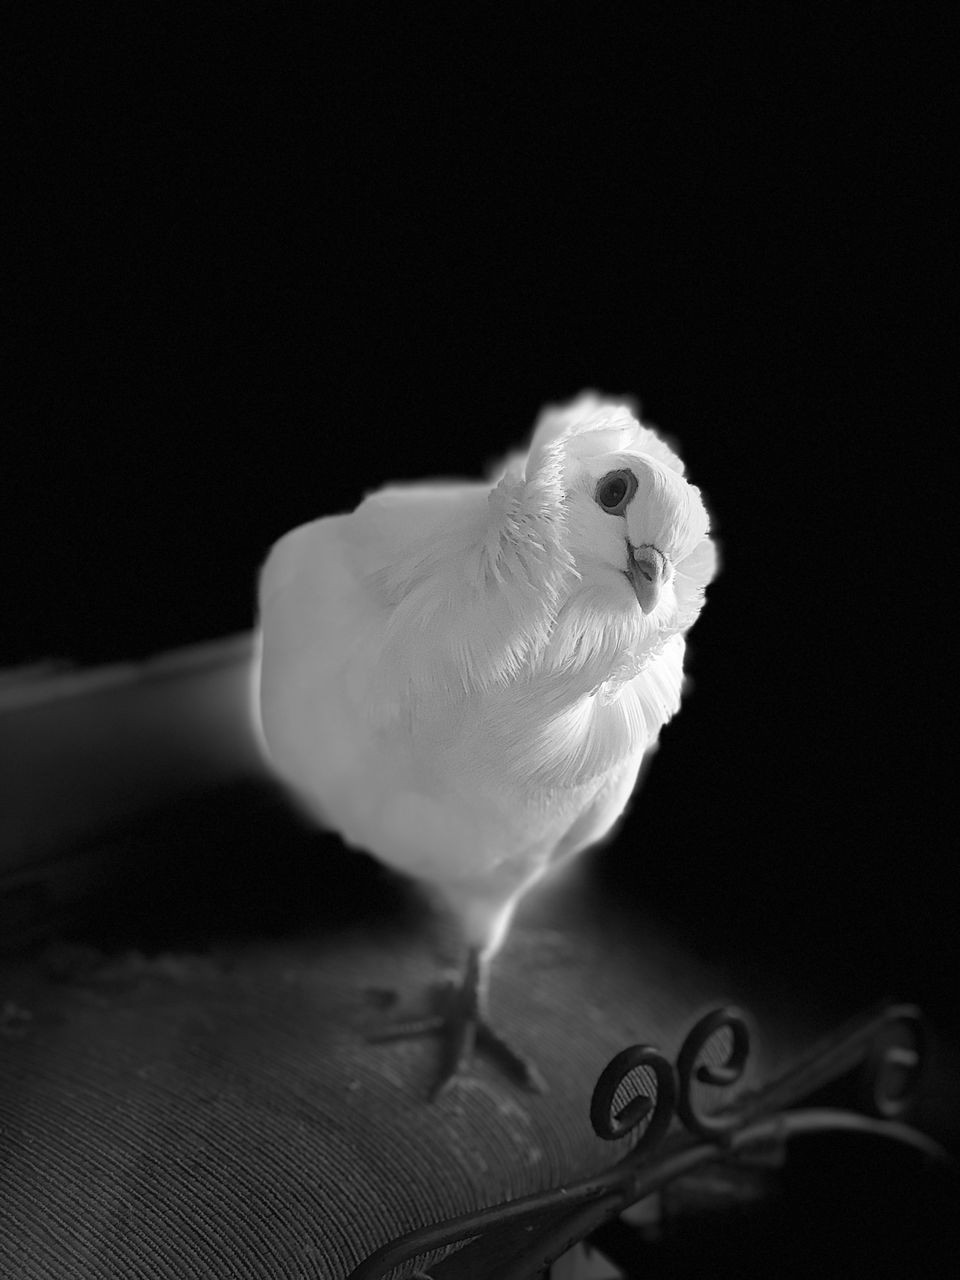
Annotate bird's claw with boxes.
[468,1018,547,1095]
[368,985,547,1098]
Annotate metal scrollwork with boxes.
[589,1002,943,1164]
[675,1005,752,1139]
[590,1004,754,1150]
[349,1002,950,1280]
[860,1005,926,1119]
[589,1043,677,1148]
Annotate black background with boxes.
[6,6,954,1029]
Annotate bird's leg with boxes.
[470,949,548,1097]
[369,945,546,1099]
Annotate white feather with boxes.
[254,393,717,953]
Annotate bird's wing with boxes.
[254,458,568,776]
[255,485,482,731]
[343,482,491,584]
[255,475,581,880]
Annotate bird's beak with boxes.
[626,544,668,614]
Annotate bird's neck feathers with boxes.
[374,435,580,697]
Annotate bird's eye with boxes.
[594,469,637,515]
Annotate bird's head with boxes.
[523,393,716,641]
[565,449,708,616]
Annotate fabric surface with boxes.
[0,787,882,1279]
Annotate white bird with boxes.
[253,393,718,1097]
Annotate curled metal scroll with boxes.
[860,1007,925,1119]
[589,1043,678,1148]
[676,1005,752,1138]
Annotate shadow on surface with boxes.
[59,778,432,955]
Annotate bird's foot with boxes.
[368,971,546,1100]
